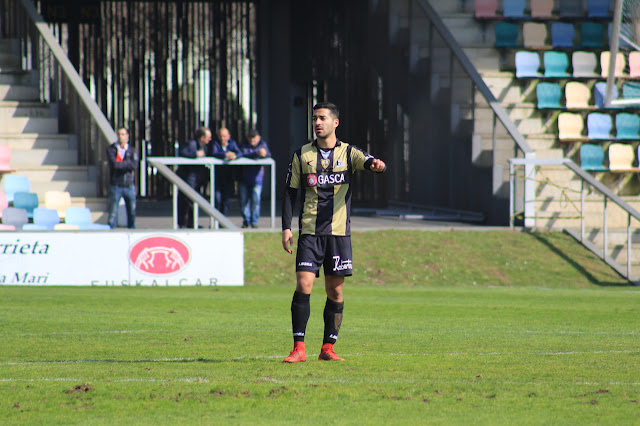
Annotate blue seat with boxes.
[12,191,39,219]
[2,175,30,203]
[22,224,50,231]
[495,22,520,48]
[32,207,60,230]
[1,207,29,230]
[580,144,608,171]
[559,0,583,17]
[515,51,541,77]
[551,23,575,48]
[587,112,613,139]
[587,0,611,18]
[544,51,570,77]
[503,0,526,18]
[536,82,562,109]
[594,82,620,108]
[65,206,110,230]
[615,113,640,140]
[581,22,604,48]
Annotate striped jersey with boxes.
[283,140,376,236]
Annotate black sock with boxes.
[291,291,310,342]
[323,298,344,344]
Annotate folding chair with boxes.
[515,51,541,77]
[580,144,608,171]
[615,113,640,140]
[587,112,613,139]
[544,51,570,77]
[572,51,599,77]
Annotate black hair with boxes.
[313,102,339,119]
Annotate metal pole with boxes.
[581,180,585,241]
[140,140,147,197]
[209,165,215,229]
[172,182,178,229]
[603,196,608,259]
[271,162,276,229]
[509,161,514,229]
[627,214,632,280]
[605,0,624,106]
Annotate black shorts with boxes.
[295,234,353,277]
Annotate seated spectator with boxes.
[210,127,242,215]
[239,129,271,228]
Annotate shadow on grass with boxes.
[528,232,633,287]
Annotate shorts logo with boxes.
[321,159,330,169]
[333,255,352,271]
[298,261,313,267]
[306,174,317,187]
[129,236,191,275]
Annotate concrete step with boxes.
[0,102,55,118]
[0,39,18,54]
[17,165,91,183]
[0,116,58,133]
[0,70,36,85]
[428,0,471,14]
[11,148,79,167]
[441,15,496,48]
[0,133,77,150]
[0,53,20,69]
[29,180,97,198]
[0,84,40,101]
[463,47,503,73]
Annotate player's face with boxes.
[312,109,339,139]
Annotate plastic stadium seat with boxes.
[594,82,620,108]
[32,207,60,230]
[565,82,592,109]
[12,191,39,219]
[515,51,541,77]
[523,22,548,48]
[531,0,555,19]
[558,112,587,141]
[587,0,611,18]
[0,146,15,173]
[64,206,110,230]
[629,52,640,79]
[1,207,28,230]
[551,22,575,48]
[615,113,640,140]
[44,190,72,219]
[474,0,499,18]
[558,0,583,18]
[54,223,80,230]
[572,51,599,77]
[608,143,639,171]
[495,22,520,48]
[581,22,604,48]
[600,52,626,78]
[587,112,613,139]
[544,51,570,77]
[0,192,8,217]
[580,144,608,171]
[0,224,15,231]
[503,0,526,18]
[536,82,562,109]
[2,175,30,203]
[22,224,50,231]
[622,82,640,100]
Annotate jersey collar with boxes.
[312,139,341,149]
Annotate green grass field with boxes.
[1,230,639,424]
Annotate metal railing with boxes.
[509,157,640,285]
[1,0,116,196]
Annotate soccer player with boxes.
[281,102,386,363]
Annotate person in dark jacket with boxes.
[210,127,242,215]
[106,127,138,229]
[239,129,271,228]
[177,126,212,228]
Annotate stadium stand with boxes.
[580,143,608,171]
[558,112,588,141]
[12,191,39,219]
[608,143,639,172]
[587,112,613,139]
[572,51,599,77]
[615,113,640,140]
[544,51,570,77]
[3,175,30,203]
[2,207,29,230]
[515,51,541,77]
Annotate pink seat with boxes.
[0,146,15,173]
[475,0,499,18]
[629,51,640,79]
[0,224,16,231]
[0,192,8,217]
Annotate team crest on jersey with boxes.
[306,173,318,187]
[321,159,330,169]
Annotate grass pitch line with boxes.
[0,377,210,383]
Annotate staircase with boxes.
[0,38,107,222]
[429,0,640,278]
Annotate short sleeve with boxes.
[350,146,374,171]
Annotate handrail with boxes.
[509,157,640,284]
[416,0,534,154]
[17,0,116,144]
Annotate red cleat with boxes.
[318,343,344,361]
[283,342,306,363]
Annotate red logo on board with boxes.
[129,236,190,275]
[307,174,317,187]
